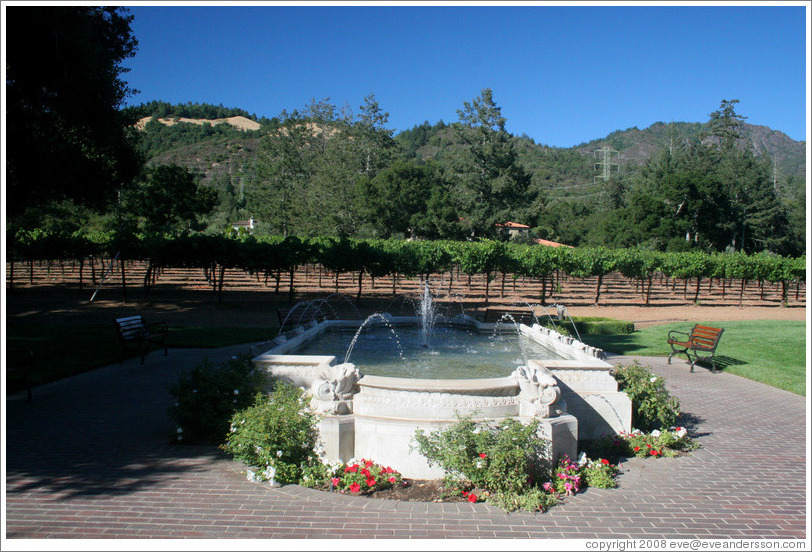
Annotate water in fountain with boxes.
[508,300,542,326]
[277,300,326,336]
[492,313,530,368]
[344,313,405,365]
[418,282,436,348]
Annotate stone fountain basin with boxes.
[252,315,631,477]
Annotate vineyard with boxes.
[5,233,806,316]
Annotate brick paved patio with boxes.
[4,341,808,541]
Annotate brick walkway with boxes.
[4,343,808,541]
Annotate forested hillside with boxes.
[110,95,804,256]
[14,94,805,257]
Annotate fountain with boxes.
[253,283,631,478]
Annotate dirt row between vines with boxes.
[6,260,805,330]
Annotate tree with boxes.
[250,115,313,235]
[357,160,447,238]
[6,6,142,217]
[126,165,216,234]
[450,89,533,237]
[705,99,747,149]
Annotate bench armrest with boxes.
[668,330,690,340]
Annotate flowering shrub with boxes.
[613,361,680,431]
[301,458,405,495]
[220,382,320,485]
[413,416,558,512]
[620,427,697,458]
[579,456,619,489]
[550,455,582,496]
[168,354,264,444]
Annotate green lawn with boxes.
[580,320,807,396]
[6,324,276,394]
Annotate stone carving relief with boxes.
[310,363,360,415]
[512,364,564,418]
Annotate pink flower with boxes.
[330,477,340,487]
[349,482,360,493]
[542,482,552,492]
[468,493,478,503]
[564,482,573,494]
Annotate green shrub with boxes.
[573,317,635,335]
[413,416,553,511]
[220,383,320,485]
[613,361,680,431]
[168,354,264,444]
[542,317,634,337]
[580,457,620,488]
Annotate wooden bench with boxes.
[667,324,725,373]
[277,306,325,328]
[8,347,34,402]
[481,308,537,326]
[114,315,169,364]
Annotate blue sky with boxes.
[123,2,809,147]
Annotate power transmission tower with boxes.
[593,146,620,184]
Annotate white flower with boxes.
[276,450,283,458]
[472,427,481,435]
[650,376,657,383]
[233,389,239,395]
[476,461,483,469]
[674,427,687,438]
[577,452,589,467]
[651,429,661,437]
[262,465,277,481]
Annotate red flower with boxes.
[364,459,374,468]
[330,477,340,487]
[633,446,640,452]
[461,491,469,497]
[345,464,358,473]
[600,458,610,465]
[468,493,478,503]
[479,453,487,459]
[650,449,659,456]
[365,477,376,487]
[349,482,360,493]
[361,468,371,478]
[384,466,394,474]
[388,476,397,484]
